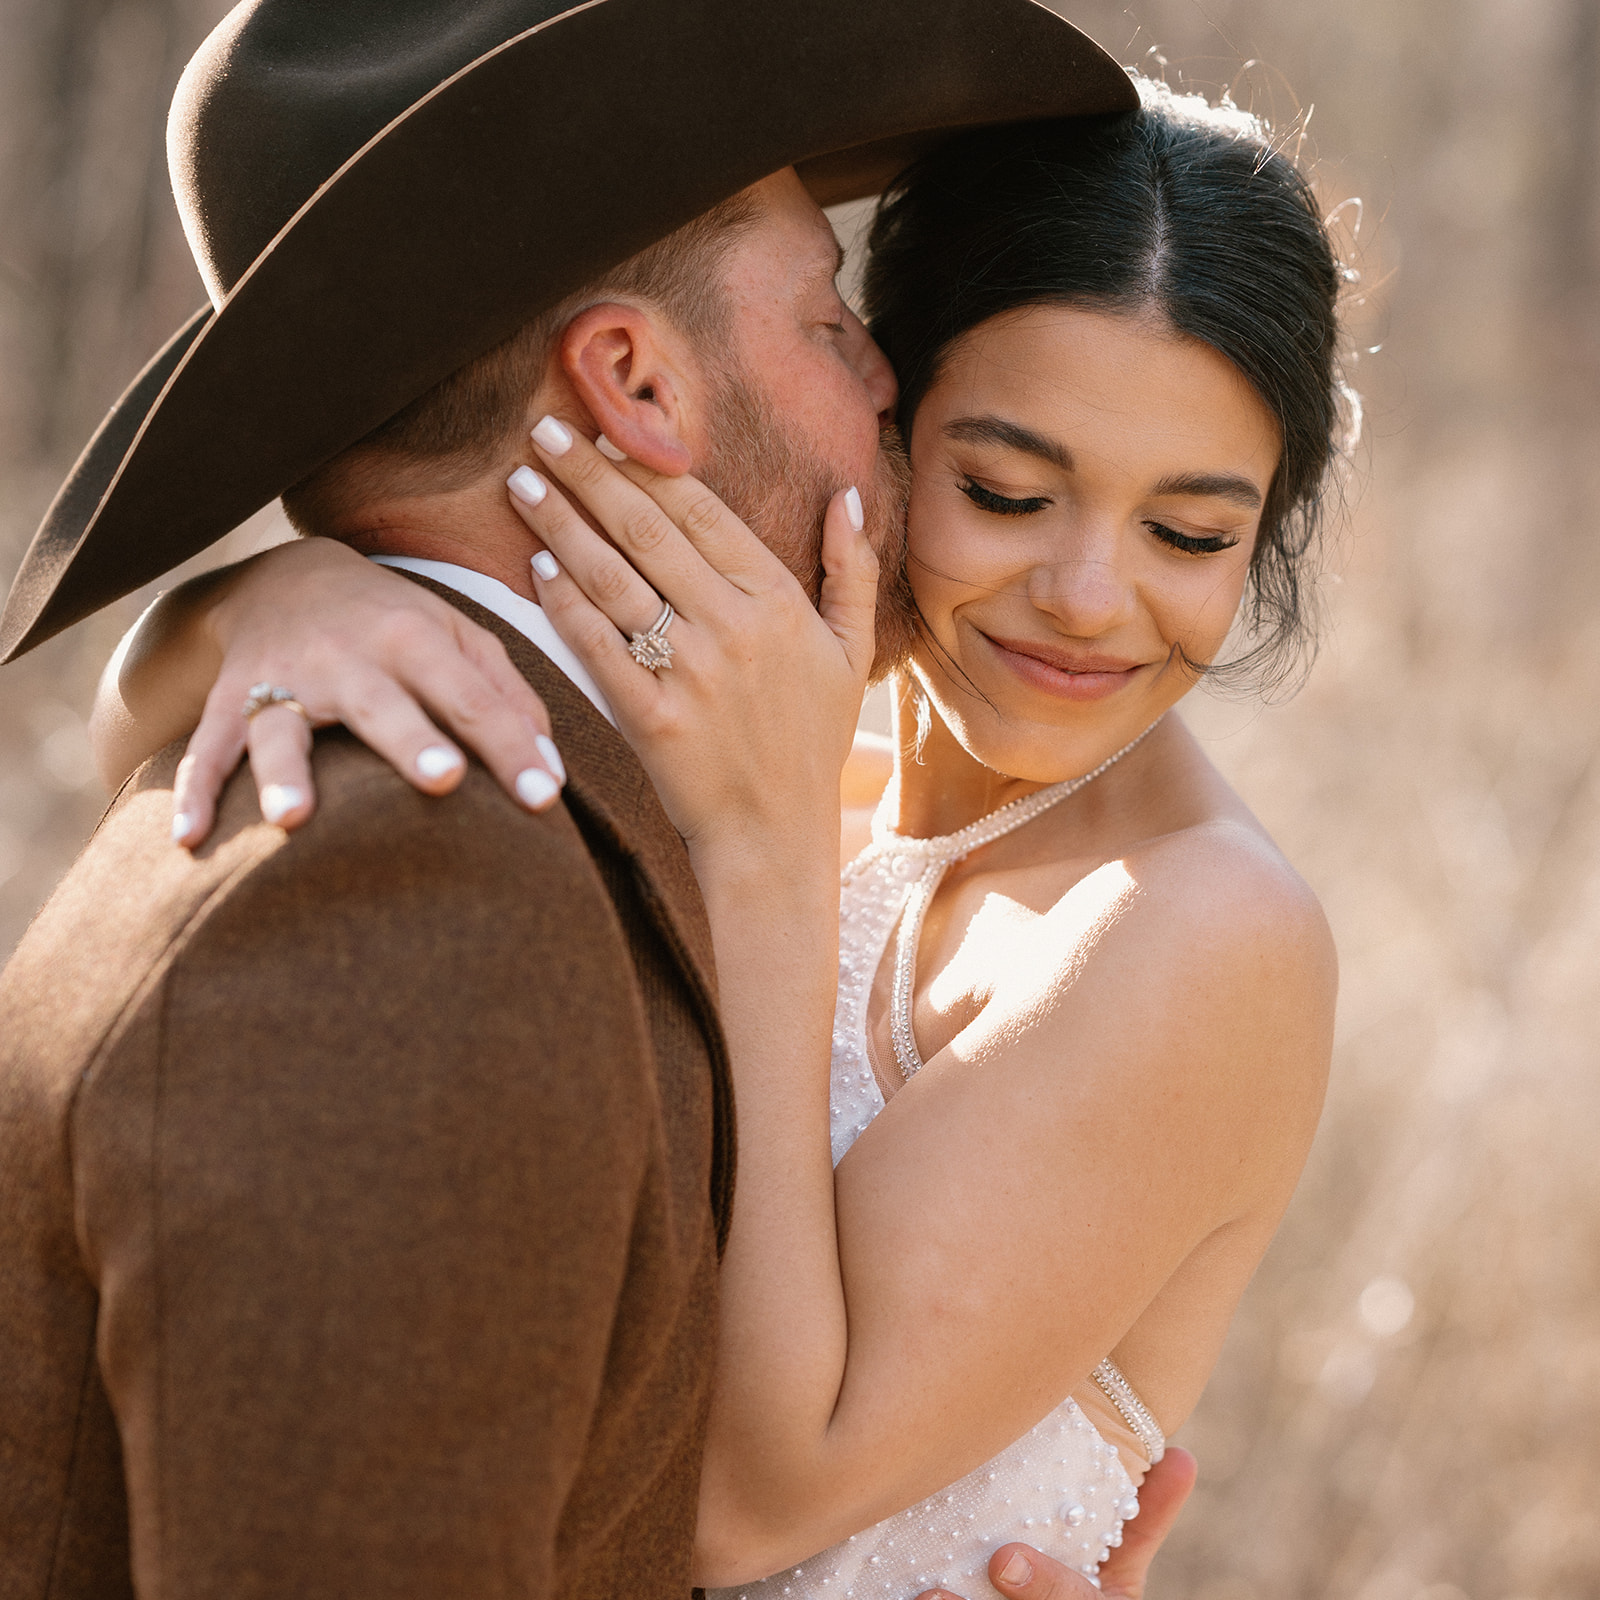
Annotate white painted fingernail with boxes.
[516,768,561,810]
[508,467,547,507]
[535,734,566,785]
[260,785,305,826]
[845,485,865,532]
[596,434,628,461]
[172,813,195,844]
[531,550,561,582]
[532,415,573,455]
[416,745,464,781]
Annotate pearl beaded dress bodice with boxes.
[707,773,1166,1600]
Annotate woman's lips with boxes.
[981,633,1150,701]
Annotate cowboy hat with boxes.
[0,0,1133,660]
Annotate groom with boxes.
[0,4,1171,1598]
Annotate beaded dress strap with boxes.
[1091,1358,1166,1465]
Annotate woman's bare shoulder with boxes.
[1058,814,1338,1112]
[989,813,1336,1120]
[1122,814,1335,981]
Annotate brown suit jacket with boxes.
[0,591,734,1599]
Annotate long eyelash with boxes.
[958,478,1238,551]
[1146,520,1241,556]
[960,480,1052,517]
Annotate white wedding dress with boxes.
[708,766,1166,1600]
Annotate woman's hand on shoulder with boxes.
[95,536,566,849]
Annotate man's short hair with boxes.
[281,193,761,535]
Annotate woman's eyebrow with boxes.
[1150,471,1262,510]
[944,415,1075,472]
[945,417,1264,510]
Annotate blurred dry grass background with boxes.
[3,2,1598,1598]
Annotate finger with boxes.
[528,416,783,598]
[988,1545,1100,1600]
[601,445,798,595]
[510,465,672,639]
[321,659,565,815]
[528,545,671,726]
[818,485,881,683]
[315,600,560,810]
[245,702,316,830]
[171,679,252,849]
[451,614,555,742]
[1096,1449,1197,1600]
[389,643,566,813]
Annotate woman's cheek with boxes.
[902,525,961,635]
[907,510,1016,617]
[1167,562,1253,664]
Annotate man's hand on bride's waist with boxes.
[910,1448,1197,1600]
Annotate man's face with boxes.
[691,171,908,605]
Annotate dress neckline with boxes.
[862,719,1165,1085]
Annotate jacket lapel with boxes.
[399,576,736,1244]
[403,577,721,1001]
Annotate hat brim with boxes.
[2,0,1134,660]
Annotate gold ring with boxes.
[243,682,314,724]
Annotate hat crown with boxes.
[169,0,576,303]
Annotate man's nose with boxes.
[842,308,899,425]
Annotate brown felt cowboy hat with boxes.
[0,0,1134,661]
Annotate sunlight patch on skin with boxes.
[927,860,1143,1048]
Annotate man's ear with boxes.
[559,303,696,476]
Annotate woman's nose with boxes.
[842,308,899,425]
[1026,546,1133,635]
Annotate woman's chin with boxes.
[934,686,1169,788]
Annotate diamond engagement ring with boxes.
[242,682,313,723]
[628,601,677,672]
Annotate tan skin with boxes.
[92,184,1331,1595]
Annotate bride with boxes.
[93,84,1346,1599]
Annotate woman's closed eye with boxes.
[959,479,1053,517]
[959,474,1245,554]
[1145,520,1242,556]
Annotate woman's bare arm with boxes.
[91,570,235,793]
[87,537,565,842]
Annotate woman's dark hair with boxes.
[862,80,1352,694]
